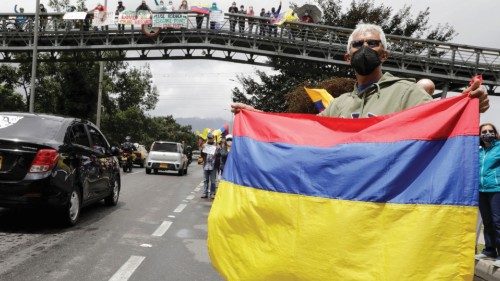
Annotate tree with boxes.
[232,0,456,112]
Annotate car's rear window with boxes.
[151,142,177,152]
[0,114,63,141]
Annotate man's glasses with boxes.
[351,39,382,49]
[481,129,495,134]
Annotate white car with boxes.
[145,141,188,176]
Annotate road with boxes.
[0,164,223,281]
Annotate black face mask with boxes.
[207,140,215,145]
[481,133,496,143]
[350,46,382,76]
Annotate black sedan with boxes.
[0,113,121,226]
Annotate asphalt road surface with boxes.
[0,164,223,281]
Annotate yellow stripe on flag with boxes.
[208,181,477,281]
[304,87,334,109]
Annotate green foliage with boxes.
[233,0,456,112]
[0,53,196,150]
[0,65,25,112]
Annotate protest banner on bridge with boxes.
[209,10,224,29]
[152,13,188,29]
[63,12,88,20]
[117,10,152,25]
[92,11,115,27]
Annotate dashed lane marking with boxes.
[173,204,187,213]
[108,255,145,281]
[168,215,175,218]
[186,195,195,200]
[152,221,173,237]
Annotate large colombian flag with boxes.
[208,94,479,281]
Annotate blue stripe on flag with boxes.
[223,136,479,206]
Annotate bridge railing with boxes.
[0,12,499,85]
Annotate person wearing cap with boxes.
[201,133,220,199]
[228,2,238,32]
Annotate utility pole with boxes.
[29,0,41,113]
[96,0,108,128]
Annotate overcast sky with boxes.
[2,0,499,124]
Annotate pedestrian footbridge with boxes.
[0,12,499,95]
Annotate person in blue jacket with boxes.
[476,123,500,266]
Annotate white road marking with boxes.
[152,221,173,237]
[168,215,175,218]
[140,244,152,248]
[194,187,201,192]
[124,170,142,175]
[182,200,189,203]
[173,204,187,213]
[108,255,145,281]
[186,195,195,200]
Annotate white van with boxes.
[145,141,188,176]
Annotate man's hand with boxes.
[463,76,489,113]
[230,103,260,114]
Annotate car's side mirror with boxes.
[109,146,120,156]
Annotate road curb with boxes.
[475,259,500,280]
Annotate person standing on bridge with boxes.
[258,8,268,36]
[115,1,126,31]
[269,1,282,37]
[154,0,168,12]
[136,0,153,13]
[228,2,238,32]
[247,6,255,34]
[475,123,500,266]
[238,5,246,33]
[165,0,175,12]
[13,5,27,31]
[231,23,489,116]
[39,4,48,31]
[179,0,189,10]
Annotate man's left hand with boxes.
[463,78,489,113]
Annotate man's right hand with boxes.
[230,103,260,114]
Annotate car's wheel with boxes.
[146,168,151,174]
[140,160,144,168]
[105,176,120,206]
[62,187,81,226]
[123,165,128,173]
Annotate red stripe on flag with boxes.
[234,95,478,146]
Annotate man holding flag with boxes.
[214,23,491,281]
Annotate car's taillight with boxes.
[29,149,59,173]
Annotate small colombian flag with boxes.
[304,87,334,112]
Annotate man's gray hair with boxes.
[346,23,388,53]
